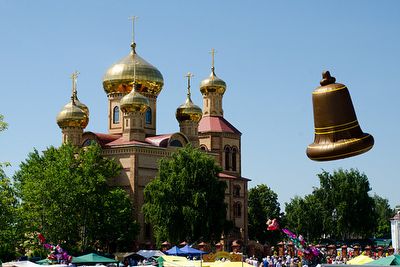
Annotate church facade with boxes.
[56,35,249,248]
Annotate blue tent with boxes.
[179,245,207,255]
[165,246,184,255]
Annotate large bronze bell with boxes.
[306,71,374,161]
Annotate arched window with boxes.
[82,139,97,147]
[145,107,152,124]
[224,146,231,170]
[170,139,183,147]
[233,202,242,218]
[232,147,237,171]
[233,185,241,197]
[200,145,208,152]
[113,106,120,124]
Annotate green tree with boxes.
[372,194,393,238]
[0,114,20,262]
[0,169,21,261]
[0,114,7,132]
[14,143,139,253]
[248,184,282,244]
[313,169,376,239]
[284,194,323,242]
[143,145,228,245]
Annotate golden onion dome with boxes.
[56,98,89,129]
[64,94,89,117]
[176,73,202,123]
[176,96,203,123]
[200,68,226,95]
[103,44,164,96]
[120,84,150,113]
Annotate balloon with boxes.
[282,228,296,239]
[266,218,280,231]
[37,233,46,244]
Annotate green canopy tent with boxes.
[71,253,119,265]
[35,259,56,265]
[366,255,400,266]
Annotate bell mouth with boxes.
[306,133,374,161]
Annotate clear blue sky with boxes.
[1,1,399,208]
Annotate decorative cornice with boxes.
[101,145,174,157]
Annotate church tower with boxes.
[102,17,163,137]
[198,49,248,244]
[200,49,226,117]
[176,72,202,147]
[56,71,89,146]
[120,77,150,142]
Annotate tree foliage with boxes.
[314,169,376,239]
[14,143,139,252]
[248,184,282,244]
[0,114,20,261]
[285,169,378,241]
[284,194,323,242]
[143,145,228,245]
[0,169,21,261]
[372,194,393,238]
[0,114,7,132]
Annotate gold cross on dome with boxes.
[185,72,194,95]
[128,16,138,44]
[209,48,217,69]
[70,70,80,95]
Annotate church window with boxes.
[113,106,120,124]
[232,147,237,171]
[200,145,208,152]
[224,146,231,170]
[170,139,183,147]
[82,139,97,147]
[145,107,152,124]
[233,202,242,218]
[233,185,241,197]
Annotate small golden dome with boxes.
[120,84,150,113]
[200,68,226,95]
[56,99,89,129]
[176,73,202,123]
[176,96,203,123]
[65,94,89,117]
[103,44,164,96]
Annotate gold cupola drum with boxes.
[200,48,226,117]
[56,71,89,146]
[306,71,374,161]
[176,73,203,124]
[176,72,202,147]
[56,72,89,129]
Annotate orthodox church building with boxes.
[56,31,249,248]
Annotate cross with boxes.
[70,70,80,96]
[128,16,138,44]
[209,48,217,70]
[186,72,194,96]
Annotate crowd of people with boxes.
[247,255,303,267]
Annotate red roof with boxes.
[82,132,121,147]
[198,116,241,135]
[145,134,173,147]
[218,172,251,181]
[87,132,174,148]
[105,137,151,147]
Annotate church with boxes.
[56,24,249,248]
